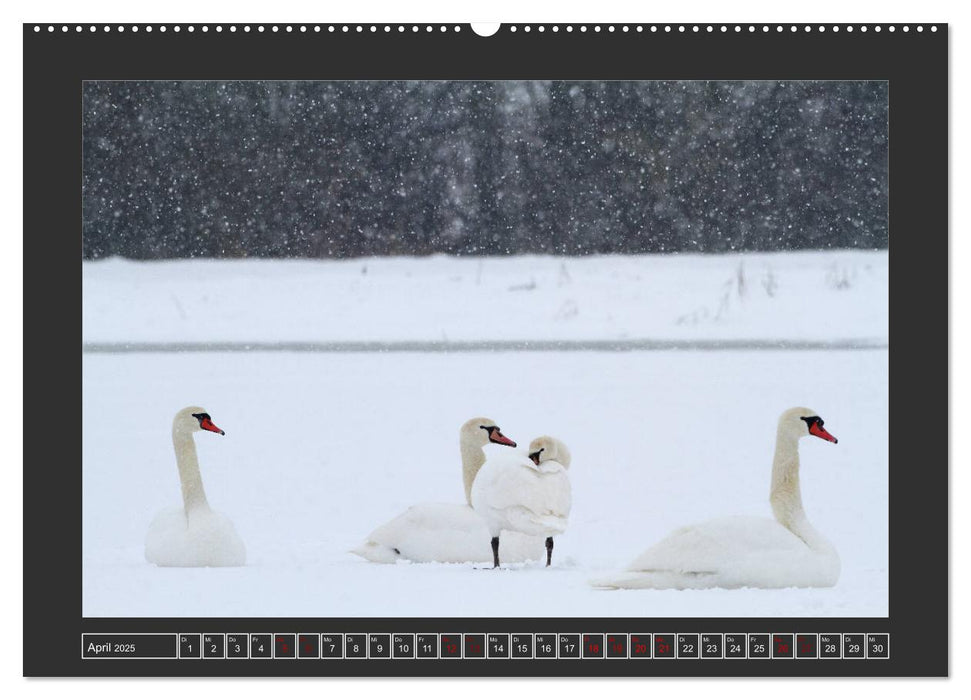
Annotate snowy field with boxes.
[81,251,888,618]
[83,250,887,346]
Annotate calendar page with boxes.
[23,20,946,678]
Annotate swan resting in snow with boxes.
[471,436,572,568]
[350,418,546,564]
[144,406,246,567]
[592,407,839,590]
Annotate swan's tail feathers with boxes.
[516,516,568,537]
[349,540,401,564]
[531,514,569,533]
[504,507,568,536]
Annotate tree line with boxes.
[82,80,888,259]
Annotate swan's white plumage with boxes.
[595,516,838,589]
[349,503,544,564]
[351,417,545,564]
[144,406,246,567]
[593,407,839,590]
[145,507,247,568]
[471,436,572,539]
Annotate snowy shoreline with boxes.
[82,250,888,345]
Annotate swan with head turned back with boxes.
[144,406,246,567]
[350,418,546,564]
[471,435,572,568]
[592,407,839,589]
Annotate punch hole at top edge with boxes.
[471,23,501,37]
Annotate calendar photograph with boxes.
[81,79,889,619]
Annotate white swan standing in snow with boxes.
[471,436,572,568]
[350,418,545,564]
[593,407,839,590]
[144,406,246,567]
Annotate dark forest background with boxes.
[81,80,888,260]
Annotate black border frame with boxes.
[24,22,947,677]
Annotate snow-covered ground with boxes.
[82,250,887,345]
[81,251,888,618]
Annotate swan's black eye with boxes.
[800,415,821,429]
[192,412,211,424]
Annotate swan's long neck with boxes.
[173,426,210,514]
[769,428,828,551]
[461,439,487,505]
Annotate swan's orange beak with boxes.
[490,429,516,448]
[809,422,837,443]
[200,417,225,435]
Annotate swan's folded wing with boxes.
[481,460,571,516]
[627,516,807,574]
[520,464,572,521]
[475,464,571,540]
[541,463,572,517]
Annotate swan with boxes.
[470,436,572,568]
[350,418,546,564]
[144,406,246,567]
[592,407,839,590]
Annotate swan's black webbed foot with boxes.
[545,536,554,567]
[491,536,500,568]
